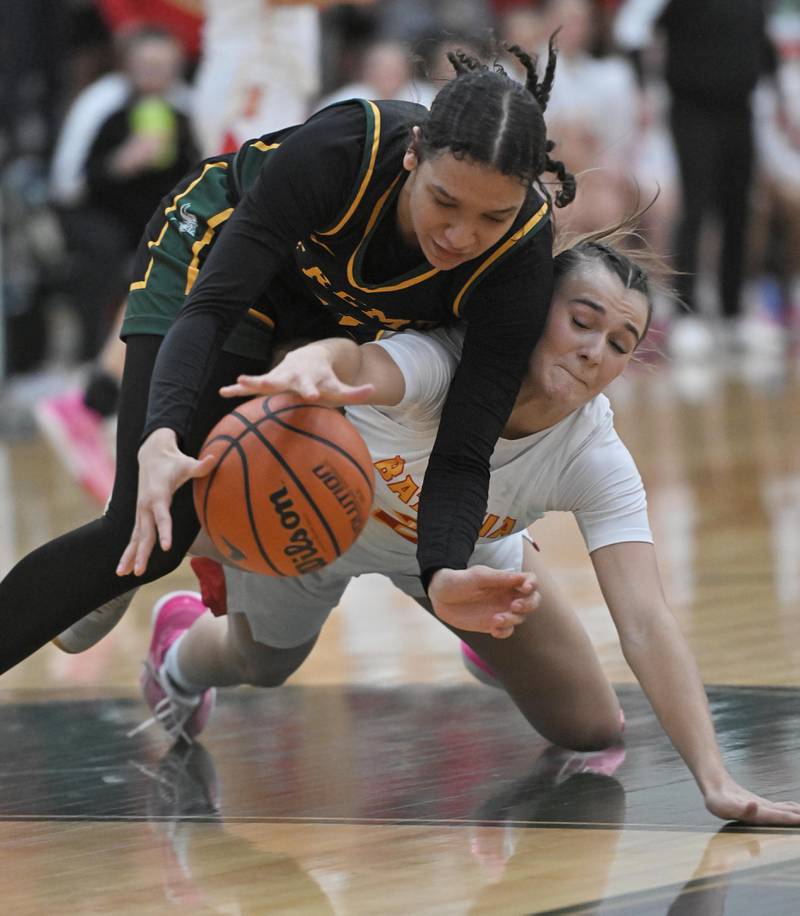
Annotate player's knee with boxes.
[540,710,623,752]
[239,651,300,688]
[241,664,292,689]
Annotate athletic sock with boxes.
[163,635,207,697]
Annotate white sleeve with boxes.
[561,419,653,551]
[369,327,462,423]
[613,0,671,51]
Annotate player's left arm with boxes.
[593,541,800,825]
[420,223,554,592]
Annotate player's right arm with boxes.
[119,105,368,577]
[142,102,368,443]
[221,325,464,413]
[220,338,405,407]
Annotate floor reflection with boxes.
[2,684,800,829]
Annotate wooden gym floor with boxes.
[1,349,800,914]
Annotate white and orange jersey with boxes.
[340,327,652,577]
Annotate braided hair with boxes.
[417,34,576,208]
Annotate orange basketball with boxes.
[193,394,375,576]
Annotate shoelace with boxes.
[127,661,200,745]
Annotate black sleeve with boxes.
[416,221,554,588]
[141,102,368,443]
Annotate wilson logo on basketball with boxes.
[194,393,375,577]
[269,487,326,574]
[312,464,367,533]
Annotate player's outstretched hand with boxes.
[704,774,800,826]
[219,342,374,406]
[117,428,216,577]
[428,566,540,638]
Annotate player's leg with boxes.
[170,605,319,690]
[131,563,345,740]
[0,332,269,673]
[421,538,623,751]
[130,589,319,743]
[0,334,162,672]
[40,155,276,662]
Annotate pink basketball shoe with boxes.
[128,592,215,743]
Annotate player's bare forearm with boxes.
[219,340,371,404]
[619,614,727,789]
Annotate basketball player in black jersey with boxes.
[0,41,575,673]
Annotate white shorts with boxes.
[225,530,527,648]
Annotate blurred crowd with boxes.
[2,0,800,389]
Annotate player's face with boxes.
[529,264,648,410]
[399,147,528,269]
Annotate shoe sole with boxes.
[52,589,139,654]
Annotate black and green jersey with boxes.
[231,99,550,338]
[141,99,554,581]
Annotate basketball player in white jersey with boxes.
[130,233,800,826]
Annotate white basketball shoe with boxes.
[52,589,137,653]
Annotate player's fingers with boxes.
[509,592,540,615]
[494,611,525,627]
[745,804,800,826]
[490,623,515,639]
[219,374,277,397]
[499,570,533,592]
[469,567,521,591]
[132,513,156,576]
[480,591,536,618]
[513,573,537,594]
[768,801,800,814]
[296,379,322,400]
[126,508,154,576]
[189,454,217,479]
[116,537,138,576]
[153,503,173,555]
[219,382,255,397]
[764,807,800,824]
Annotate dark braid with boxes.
[544,141,577,207]
[447,49,484,76]
[416,32,575,208]
[536,32,560,111]
[505,32,559,112]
